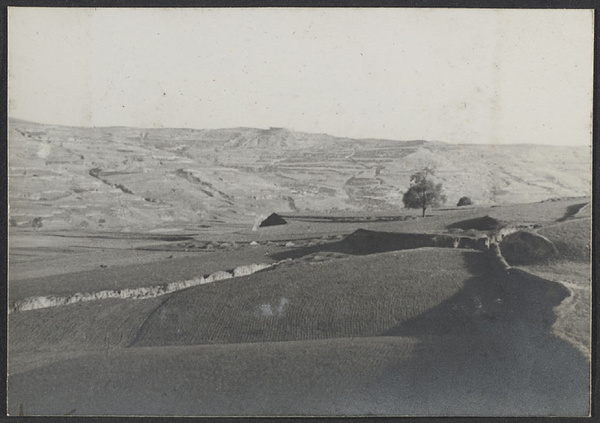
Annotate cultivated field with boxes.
[7,195,591,416]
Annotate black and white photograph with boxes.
[6,7,593,416]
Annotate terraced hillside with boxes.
[8,119,591,232]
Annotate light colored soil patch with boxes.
[11,262,275,312]
[516,260,591,359]
[516,217,592,358]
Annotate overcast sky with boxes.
[8,8,593,145]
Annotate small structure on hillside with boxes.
[259,213,287,228]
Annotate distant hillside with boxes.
[8,119,591,231]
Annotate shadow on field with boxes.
[282,215,414,224]
[269,239,349,261]
[270,229,478,261]
[556,202,589,222]
[6,251,591,416]
[445,215,504,231]
[371,252,590,416]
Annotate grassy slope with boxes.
[7,198,592,416]
[537,217,591,262]
[9,298,164,357]
[9,248,478,365]
[132,249,479,347]
[9,245,279,301]
[8,259,589,416]
[517,216,592,358]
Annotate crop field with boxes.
[7,195,592,417]
[132,249,480,347]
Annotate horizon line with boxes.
[7,116,592,148]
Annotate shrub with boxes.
[457,196,474,207]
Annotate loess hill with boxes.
[9,118,591,232]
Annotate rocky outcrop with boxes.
[499,231,558,265]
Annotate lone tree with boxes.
[402,167,446,217]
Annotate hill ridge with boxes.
[8,119,591,232]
